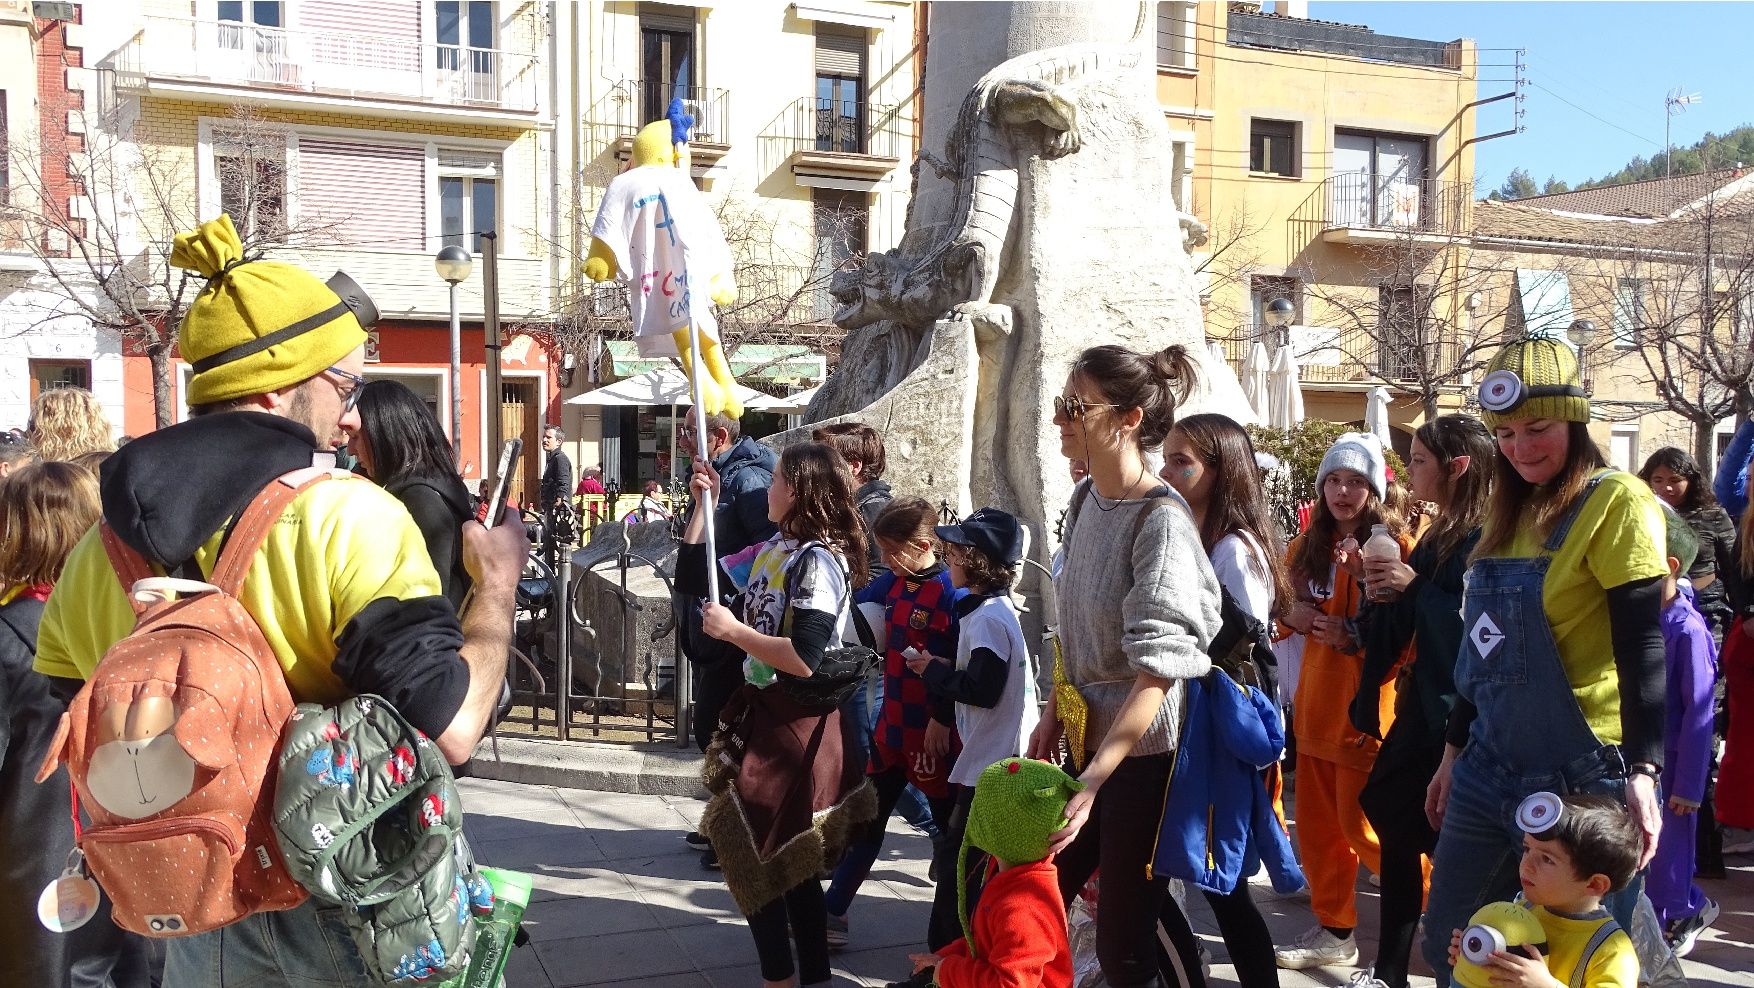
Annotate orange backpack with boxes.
[36,469,341,937]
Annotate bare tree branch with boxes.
[7,102,347,428]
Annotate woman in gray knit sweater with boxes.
[1028,344,1223,988]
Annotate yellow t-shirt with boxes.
[34,478,445,704]
[1483,470,1667,747]
[1533,905,1638,988]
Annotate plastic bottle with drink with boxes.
[1361,523,1401,601]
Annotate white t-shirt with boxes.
[739,537,851,686]
[1210,531,1275,626]
[949,595,1040,787]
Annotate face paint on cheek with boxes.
[1179,469,1197,480]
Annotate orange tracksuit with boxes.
[1285,532,1414,930]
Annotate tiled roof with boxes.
[1511,169,1744,219]
[1472,198,1754,254]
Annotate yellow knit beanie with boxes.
[173,214,372,405]
[1477,333,1589,429]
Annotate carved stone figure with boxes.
[786,2,1250,604]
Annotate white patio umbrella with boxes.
[1364,386,1393,449]
[1241,341,1272,422]
[564,366,789,411]
[1206,339,1229,368]
[1267,344,1304,430]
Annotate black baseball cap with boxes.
[935,507,1024,566]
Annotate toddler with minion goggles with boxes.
[1448,792,1641,988]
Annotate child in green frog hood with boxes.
[904,757,1082,988]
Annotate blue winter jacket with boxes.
[1716,420,1754,522]
[1152,670,1305,896]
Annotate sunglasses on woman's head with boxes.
[1053,394,1119,420]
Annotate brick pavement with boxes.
[460,777,1752,988]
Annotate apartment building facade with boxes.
[1160,1,1481,451]
[0,2,128,435]
[559,0,918,485]
[83,0,561,491]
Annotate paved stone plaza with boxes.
[459,777,1751,988]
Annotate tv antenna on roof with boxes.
[1666,88,1703,178]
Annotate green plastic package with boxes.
[439,867,534,988]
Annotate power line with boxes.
[1527,80,1662,148]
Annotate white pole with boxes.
[687,326,719,604]
[448,280,463,465]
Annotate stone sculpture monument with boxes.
[782,2,1248,598]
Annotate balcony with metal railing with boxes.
[108,15,542,124]
[1289,172,1474,247]
[592,81,733,170]
[766,97,906,187]
[1215,323,1450,385]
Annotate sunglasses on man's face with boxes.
[1053,394,1119,421]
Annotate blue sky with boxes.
[1312,2,1754,193]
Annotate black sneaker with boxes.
[700,846,721,871]
[684,830,710,848]
[1667,898,1720,958]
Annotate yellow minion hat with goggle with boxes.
[1476,331,1590,429]
[172,215,377,405]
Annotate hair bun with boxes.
[1151,345,1195,405]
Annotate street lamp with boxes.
[1569,319,1597,395]
[1263,296,1295,346]
[434,245,473,464]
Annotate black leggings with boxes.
[1157,884,1279,988]
[1056,753,1202,988]
[747,879,830,984]
[1360,724,1444,988]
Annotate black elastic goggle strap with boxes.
[1523,384,1588,400]
[189,271,379,375]
[189,299,350,374]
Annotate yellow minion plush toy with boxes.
[584,100,741,417]
[172,214,376,406]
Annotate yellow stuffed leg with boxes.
[672,328,739,419]
[699,335,741,419]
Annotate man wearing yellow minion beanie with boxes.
[902,758,1080,988]
[30,215,531,984]
[1422,326,1668,985]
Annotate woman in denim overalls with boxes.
[1420,335,1668,985]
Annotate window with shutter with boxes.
[1155,2,1195,70]
[438,148,501,252]
[297,140,424,251]
[214,128,288,243]
[815,26,867,153]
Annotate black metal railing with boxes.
[775,96,904,159]
[628,81,732,145]
[1319,172,1473,233]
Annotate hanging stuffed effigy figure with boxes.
[584,100,743,417]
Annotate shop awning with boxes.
[603,341,827,385]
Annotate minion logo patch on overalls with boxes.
[1469,612,1506,660]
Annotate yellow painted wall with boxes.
[1168,5,1479,428]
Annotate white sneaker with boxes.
[1350,970,1391,988]
[1275,926,1360,970]
[1721,827,1754,855]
